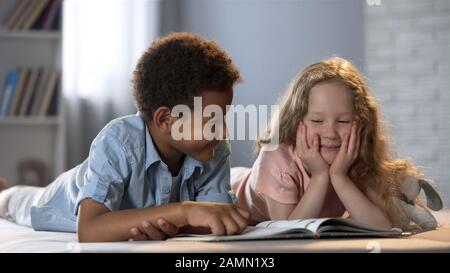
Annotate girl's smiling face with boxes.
[303,81,355,165]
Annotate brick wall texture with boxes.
[366,0,450,205]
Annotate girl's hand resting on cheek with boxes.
[329,121,361,179]
[295,121,329,178]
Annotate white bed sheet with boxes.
[0,219,173,253]
[0,218,77,252]
[1,211,450,253]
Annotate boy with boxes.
[0,32,249,242]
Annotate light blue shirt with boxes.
[30,113,235,232]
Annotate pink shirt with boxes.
[231,143,345,225]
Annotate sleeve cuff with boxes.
[195,191,236,205]
[74,180,115,215]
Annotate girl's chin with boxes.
[320,152,337,165]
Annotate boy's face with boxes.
[303,82,354,165]
[170,89,233,161]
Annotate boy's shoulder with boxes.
[96,113,146,146]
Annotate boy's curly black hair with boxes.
[133,32,241,121]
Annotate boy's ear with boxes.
[152,107,173,134]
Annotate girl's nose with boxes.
[321,123,339,139]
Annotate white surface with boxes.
[1,215,449,253]
[0,218,76,252]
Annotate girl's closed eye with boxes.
[310,120,350,124]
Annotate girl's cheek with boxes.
[338,125,352,138]
[306,132,315,147]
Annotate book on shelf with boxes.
[37,68,59,116]
[0,67,59,117]
[2,0,30,30]
[168,218,406,242]
[20,0,50,30]
[10,0,37,29]
[2,0,61,31]
[0,69,19,117]
[18,67,39,116]
[8,66,29,115]
[36,0,61,30]
[29,67,50,116]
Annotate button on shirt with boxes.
[30,113,235,232]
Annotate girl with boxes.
[232,57,424,230]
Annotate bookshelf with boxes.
[0,30,60,39]
[0,0,65,187]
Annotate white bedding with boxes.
[1,211,450,253]
[0,218,77,252]
[0,218,179,253]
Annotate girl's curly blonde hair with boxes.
[257,57,423,228]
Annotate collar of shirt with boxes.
[140,112,204,180]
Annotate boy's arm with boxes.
[78,199,184,242]
[77,198,249,242]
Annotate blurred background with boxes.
[0,0,449,206]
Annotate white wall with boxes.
[169,0,365,167]
[366,0,450,206]
[63,0,161,169]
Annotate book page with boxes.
[317,218,403,233]
[169,225,313,242]
[256,218,331,233]
[168,218,404,241]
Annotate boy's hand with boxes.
[182,201,250,236]
[295,121,329,177]
[330,121,360,179]
[129,218,178,241]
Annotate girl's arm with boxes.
[77,198,249,242]
[329,121,392,229]
[266,122,331,220]
[266,173,331,220]
[330,175,392,229]
[288,173,330,219]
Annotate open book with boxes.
[169,218,406,242]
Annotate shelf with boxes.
[0,30,61,40]
[0,0,66,185]
[0,116,60,126]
